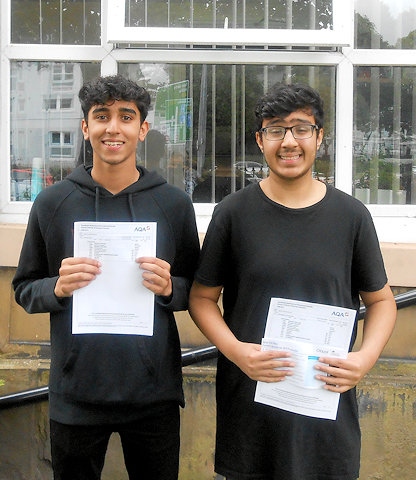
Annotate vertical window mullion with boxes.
[60,0,63,44]
[285,1,293,76]
[240,65,246,185]
[211,65,216,203]
[335,51,354,194]
[39,0,42,44]
[412,68,416,204]
[231,65,236,193]
[286,0,292,29]
[369,67,380,202]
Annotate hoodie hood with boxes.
[65,165,167,221]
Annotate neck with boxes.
[260,176,326,208]
[91,164,140,194]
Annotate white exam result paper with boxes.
[254,298,356,420]
[72,221,156,336]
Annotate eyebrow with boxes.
[266,117,313,126]
[91,106,138,116]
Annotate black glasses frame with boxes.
[259,124,319,141]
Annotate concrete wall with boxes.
[1,358,416,479]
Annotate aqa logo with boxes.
[332,311,348,317]
[134,225,151,232]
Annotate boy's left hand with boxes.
[137,257,172,297]
[314,351,372,393]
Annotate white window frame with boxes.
[107,0,352,47]
[1,0,415,243]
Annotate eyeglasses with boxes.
[259,124,318,141]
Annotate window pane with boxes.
[10,61,100,201]
[119,63,335,203]
[125,0,334,30]
[355,0,416,49]
[11,0,101,45]
[353,66,416,204]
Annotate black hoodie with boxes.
[13,165,200,424]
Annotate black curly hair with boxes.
[254,83,324,132]
[78,74,151,123]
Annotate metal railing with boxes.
[1,289,415,409]
[0,346,218,410]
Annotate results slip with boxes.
[254,298,356,420]
[72,221,156,336]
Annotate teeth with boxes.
[281,155,299,160]
[104,141,123,146]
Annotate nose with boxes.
[105,117,120,134]
[281,128,298,146]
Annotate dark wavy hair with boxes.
[78,74,151,123]
[254,83,324,132]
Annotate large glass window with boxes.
[11,0,101,45]
[110,0,349,47]
[353,1,416,207]
[353,66,416,205]
[118,63,335,202]
[125,0,333,30]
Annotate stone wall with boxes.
[1,359,416,479]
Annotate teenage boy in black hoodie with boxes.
[13,74,200,480]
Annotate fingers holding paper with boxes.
[314,351,370,393]
[54,257,101,298]
[137,256,172,297]
[231,342,295,383]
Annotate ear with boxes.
[139,120,150,142]
[81,119,89,140]
[255,131,264,153]
[317,128,324,148]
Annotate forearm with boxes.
[189,293,241,358]
[14,276,69,314]
[190,291,294,382]
[359,295,397,369]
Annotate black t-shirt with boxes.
[195,183,387,480]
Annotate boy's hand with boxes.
[54,257,101,297]
[137,257,172,297]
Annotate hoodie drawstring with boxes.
[94,188,136,222]
[94,187,100,221]
[128,194,136,222]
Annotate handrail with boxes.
[1,288,416,409]
[0,386,49,409]
[0,346,218,410]
[181,345,218,366]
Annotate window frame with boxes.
[1,0,416,243]
[107,0,352,47]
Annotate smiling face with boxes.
[256,109,323,184]
[81,100,149,170]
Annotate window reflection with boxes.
[9,60,335,204]
[119,62,335,203]
[355,0,416,49]
[11,0,101,44]
[354,66,416,204]
[125,0,333,30]
[10,62,100,201]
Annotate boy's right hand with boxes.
[230,341,295,383]
[54,257,101,297]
